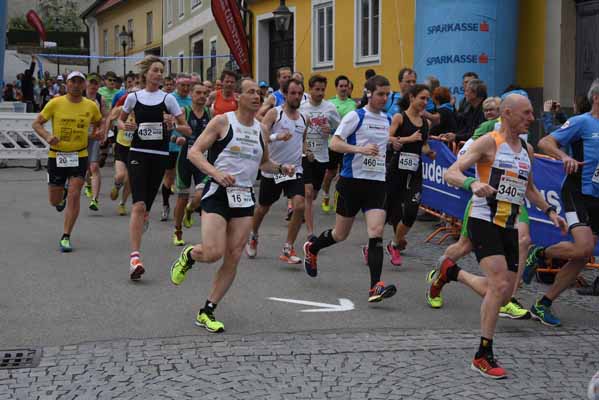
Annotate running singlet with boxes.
[273,90,285,107]
[550,112,599,198]
[213,90,238,116]
[300,100,340,163]
[261,106,306,179]
[185,106,211,146]
[203,112,264,199]
[336,108,391,182]
[123,89,182,156]
[40,96,102,158]
[469,131,531,229]
[390,111,429,175]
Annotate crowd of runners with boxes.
[30,55,599,380]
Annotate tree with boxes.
[8,16,34,31]
[38,0,85,32]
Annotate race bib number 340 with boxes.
[226,187,254,208]
[362,156,385,174]
[137,122,163,141]
[496,175,527,205]
[56,152,79,168]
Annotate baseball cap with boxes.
[259,80,268,88]
[67,71,86,81]
[56,75,64,81]
[86,73,101,82]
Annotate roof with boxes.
[80,0,124,19]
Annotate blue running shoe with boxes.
[522,246,544,284]
[530,301,561,327]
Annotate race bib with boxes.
[274,172,297,184]
[56,152,79,168]
[124,130,134,141]
[306,138,324,152]
[496,175,527,205]
[592,162,599,184]
[362,156,385,173]
[137,122,163,141]
[398,152,420,172]
[226,187,254,208]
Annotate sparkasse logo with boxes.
[426,21,490,35]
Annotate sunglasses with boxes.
[107,79,116,82]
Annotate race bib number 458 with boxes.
[398,152,420,172]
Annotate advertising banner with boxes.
[211,0,251,75]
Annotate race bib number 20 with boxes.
[56,152,79,168]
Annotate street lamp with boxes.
[118,26,132,79]
[272,0,292,33]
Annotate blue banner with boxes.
[414,0,519,100]
[421,140,599,255]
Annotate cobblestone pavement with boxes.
[1,327,597,400]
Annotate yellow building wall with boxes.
[516,0,545,88]
[250,0,416,98]
[97,0,163,57]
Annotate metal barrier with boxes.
[0,102,27,113]
[0,112,50,160]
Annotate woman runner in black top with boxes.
[118,55,191,281]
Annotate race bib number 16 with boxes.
[226,187,254,208]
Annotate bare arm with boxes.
[330,135,378,156]
[206,91,216,108]
[259,127,295,176]
[423,110,440,127]
[257,95,275,121]
[538,134,580,174]
[445,134,496,197]
[32,114,57,145]
[174,113,192,136]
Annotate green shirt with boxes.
[98,87,120,111]
[329,96,357,118]
[472,118,499,140]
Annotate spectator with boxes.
[424,75,440,113]
[359,68,376,108]
[451,79,486,142]
[542,96,591,134]
[429,86,457,136]
[57,84,67,97]
[2,83,16,101]
[258,80,269,104]
[52,76,63,96]
[456,71,479,113]
[482,96,501,121]
[20,56,37,111]
[384,67,417,118]
[40,80,53,108]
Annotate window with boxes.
[312,1,334,68]
[146,12,153,44]
[114,25,120,53]
[355,0,380,63]
[178,0,184,17]
[166,0,173,25]
[103,29,108,56]
[207,38,217,81]
[191,0,201,10]
[127,19,134,48]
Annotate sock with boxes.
[61,233,70,240]
[539,296,552,308]
[310,229,336,255]
[130,251,140,262]
[367,237,384,288]
[476,337,493,359]
[445,262,461,282]
[162,184,171,206]
[184,246,195,266]
[202,300,217,314]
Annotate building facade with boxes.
[162,0,230,80]
[82,0,163,76]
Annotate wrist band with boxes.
[270,134,278,142]
[544,205,557,216]
[462,177,476,191]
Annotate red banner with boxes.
[26,10,46,41]
[211,0,251,75]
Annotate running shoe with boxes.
[84,184,92,199]
[246,233,258,258]
[170,245,194,285]
[172,230,185,246]
[386,242,402,266]
[129,257,145,281]
[522,246,544,284]
[117,203,127,216]
[303,241,318,277]
[361,245,368,265]
[195,310,224,333]
[110,185,119,201]
[183,204,194,229]
[499,299,531,319]
[530,301,561,327]
[59,237,72,253]
[368,281,397,303]
[160,205,170,221]
[89,198,99,211]
[55,199,66,213]
[321,196,331,213]
[471,355,507,379]
[280,245,301,264]
[425,269,443,309]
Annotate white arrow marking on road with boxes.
[267,297,354,312]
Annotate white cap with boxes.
[66,71,86,81]
[56,75,64,81]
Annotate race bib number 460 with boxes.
[137,122,163,141]
[226,187,254,208]
[496,175,527,205]
[362,156,385,173]
[398,152,420,172]
[56,152,79,168]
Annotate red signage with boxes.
[211,0,251,75]
[26,10,47,41]
[479,21,489,32]
[478,53,489,64]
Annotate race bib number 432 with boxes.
[226,187,254,208]
[137,122,163,141]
